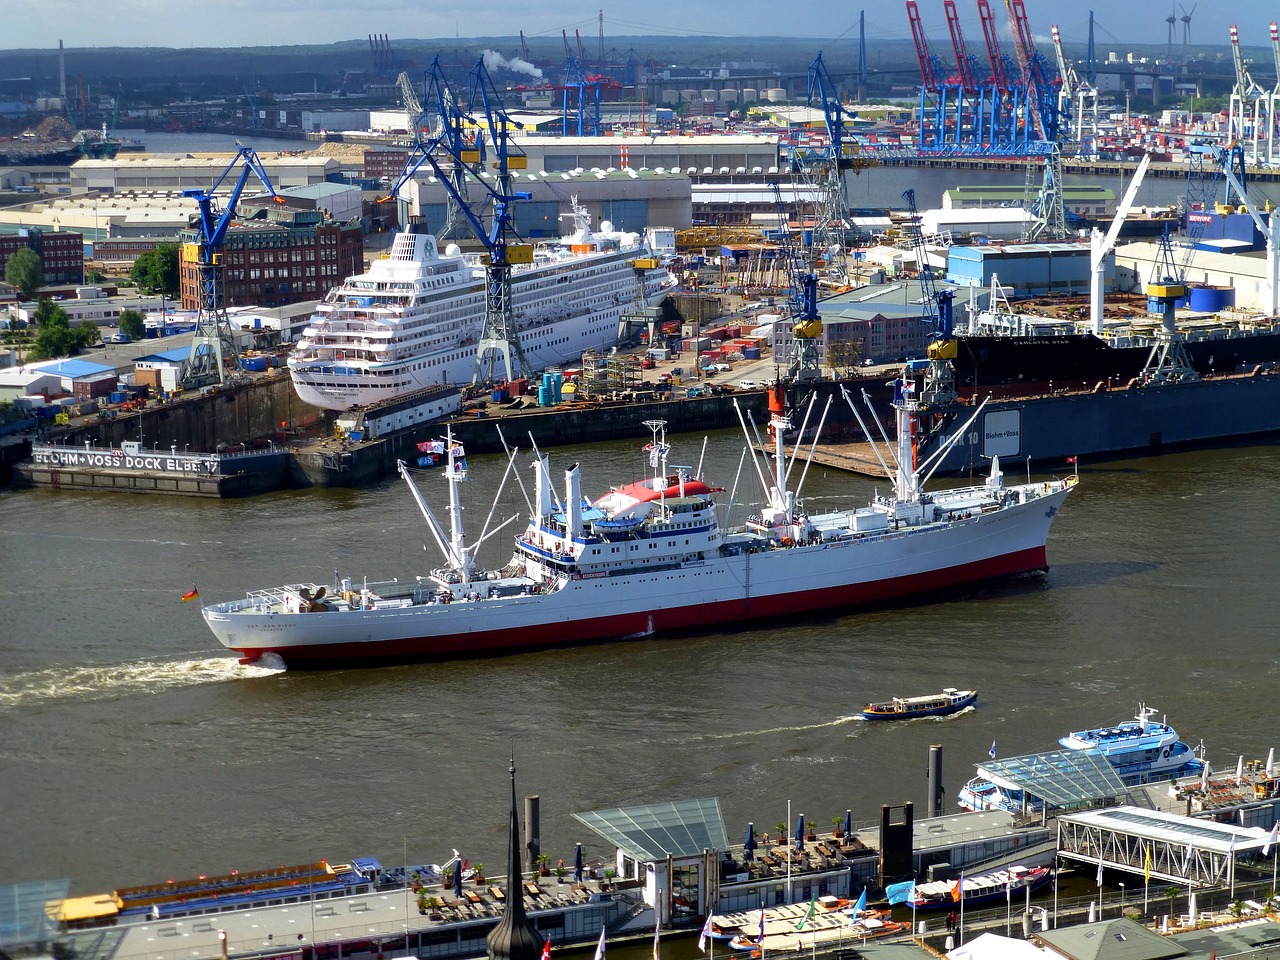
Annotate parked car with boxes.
[739,379,758,390]
[110,333,132,344]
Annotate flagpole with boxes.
[786,799,792,905]
[1143,843,1150,915]
[1229,841,1236,901]
[1006,876,1011,935]
[1052,856,1059,930]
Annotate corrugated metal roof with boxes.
[1058,807,1270,854]
[32,358,114,378]
[954,242,1091,257]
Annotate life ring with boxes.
[1162,747,1170,759]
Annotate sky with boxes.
[5,0,1280,53]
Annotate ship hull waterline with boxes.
[205,497,1062,668]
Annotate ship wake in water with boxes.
[0,656,283,711]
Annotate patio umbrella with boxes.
[453,859,463,895]
[843,809,852,837]
[744,822,756,861]
[795,814,805,852]
[574,843,584,883]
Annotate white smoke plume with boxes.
[481,49,543,81]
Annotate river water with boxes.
[3,428,1278,896]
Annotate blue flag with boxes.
[885,880,915,905]
[852,888,867,917]
[989,740,997,759]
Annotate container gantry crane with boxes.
[976,0,1024,152]
[1268,23,1280,167]
[1005,0,1060,145]
[1228,25,1267,165]
[181,143,284,388]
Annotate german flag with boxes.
[181,586,200,603]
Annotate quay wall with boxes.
[12,448,290,497]
[49,371,324,454]
[291,392,771,487]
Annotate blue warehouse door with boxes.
[515,201,562,238]
[601,199,649,233]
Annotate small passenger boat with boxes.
[907,865,1052,910]
[861,687,977,721]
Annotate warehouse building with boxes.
[399,167,692,236]
[946,241,1100,297]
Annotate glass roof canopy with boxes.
[981,749,1129,808]
[0,879,70,948]
[573,798,729,862]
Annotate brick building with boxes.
[363,148,409,181]
[91,237,169,273]
[178,211,363,311]
[0,228,85,286]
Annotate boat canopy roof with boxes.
[573,798,728,863]
[974,749,1128,808]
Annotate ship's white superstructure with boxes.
[288,204,676,410]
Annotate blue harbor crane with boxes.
[1142,226,1196,384]
[903,188,959,404]
[796,52,877,286]
[382,57,534,385]
[181,143,284,387]
[391,61,474,243]
[770,181,823,382]
[562,55,602,137]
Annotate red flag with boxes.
[181,586,200,603]
[1067,456,1078,464]
[541,940,552,960]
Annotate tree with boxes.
[5,248,43,299]
[130,242,180,297]
[30,299,75,360]
[119,308,146,341]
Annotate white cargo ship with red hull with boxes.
[202,382,1077,668]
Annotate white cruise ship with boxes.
[288,204,678,410]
